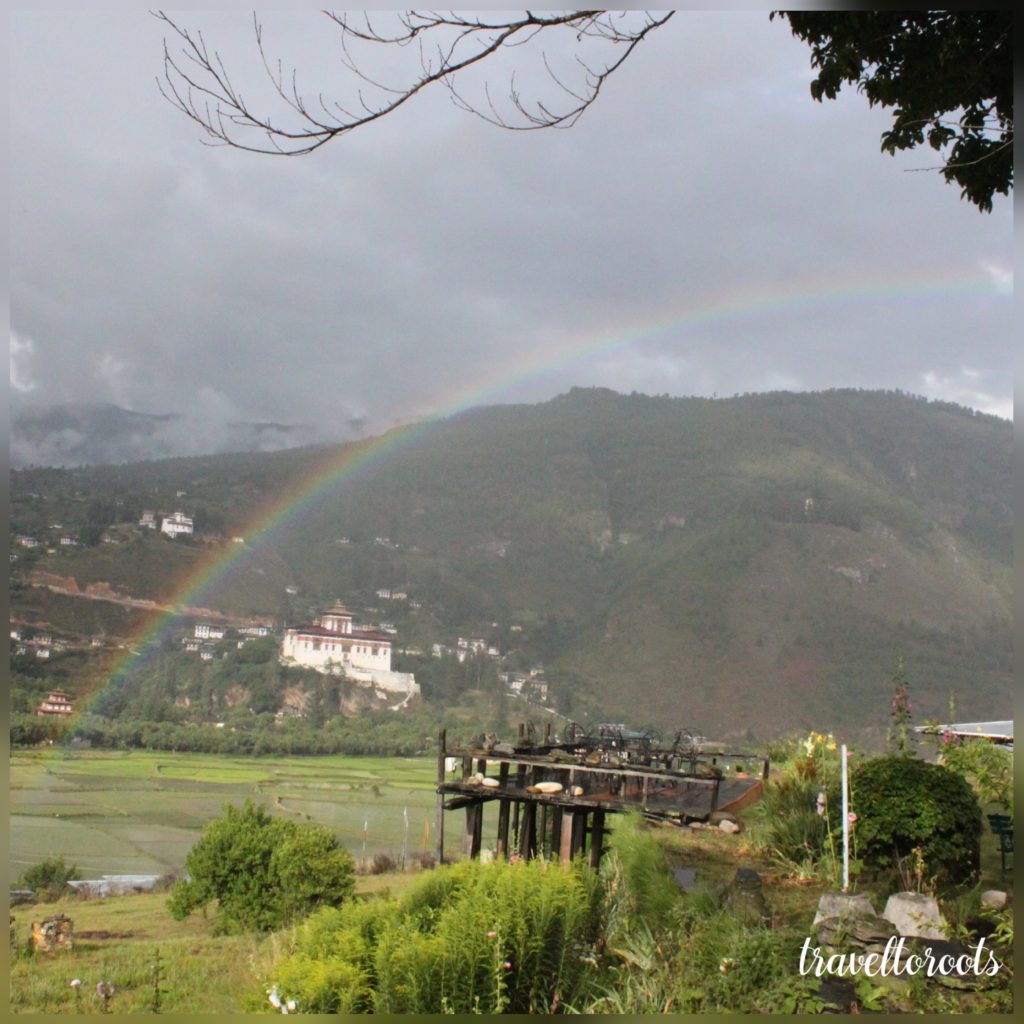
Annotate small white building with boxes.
[159,509,193,536]
[139,511,157,529]
[161,511,193,537]
[194,623,226,640]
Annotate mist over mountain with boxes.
[10,388,1012,740]
[10,400,329,467]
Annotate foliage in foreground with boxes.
[852,755,982,886]
[271,855,605,1014]
[168,800,355,933]
[16,855,80,901]
[938,737,1013,814]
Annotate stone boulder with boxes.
[727,868,768,924]
[980,890,1008,911]
[815,914,898,954]
[904,937,999,991]
[812,891,877,927]
[882,892,947,940]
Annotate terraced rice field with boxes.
[9,749,438,878]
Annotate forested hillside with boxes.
[10,388,1012,740]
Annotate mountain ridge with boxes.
[10,388,1012,740]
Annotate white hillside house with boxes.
[281,604,419,700]
[161,511,193,537]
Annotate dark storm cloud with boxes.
[10,10,1012,465]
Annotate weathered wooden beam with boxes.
[559,809,576,863]
[463,801,483,859]
[589,810,606,868]
[436,729,446,864]
[496,764,511,856]
[444,794,496,811]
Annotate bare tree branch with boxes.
[154,10,674,155]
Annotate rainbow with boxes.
[82,263,1010,707]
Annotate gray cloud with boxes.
[10,10,1013,465]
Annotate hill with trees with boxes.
[10,388,1012,741]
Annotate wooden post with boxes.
[520,802,537,859]
[463,801,483,859]
[589,810,606,868]
[559,809,576,863]
[708,777,719,817]
[436,729,446,864]
[539,804,549,857]
[550,806,563,858]
[572,808,586,858]
[496,763,511,857]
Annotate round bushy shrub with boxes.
[17,856,80,901]
[167,800,355,932]
[852,756,982,886]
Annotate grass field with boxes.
[10,749,438,879]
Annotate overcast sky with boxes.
[10,8,1013,464]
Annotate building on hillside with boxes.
[194,622,226,640]
[36,689,74,716]
[139,510,157,529]
[281,603,419,700]
[238,624,272,637]
[161,511,193,537]
[455,637,487,663]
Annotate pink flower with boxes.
[503,961,512,970]
[848,812,858,823]
[487,931,497,938]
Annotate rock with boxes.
[719,818,741,834]
[813,891,877,927]
[672,868,698,892]
[882,892,948,940]
[709,810,738,827]
[527,781,563,794]
[980,890,1008,911]
[728,869,768,924]
[905,937,997,991]
[815,915,897,950]
[817,975,856,1013]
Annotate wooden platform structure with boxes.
[435,724,768,866]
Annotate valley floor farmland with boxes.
[9,749,437,877]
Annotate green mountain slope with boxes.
[11,389,1011,740]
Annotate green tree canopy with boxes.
[773,11,1013,212]
[168,800,355,932]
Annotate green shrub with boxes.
[745,772,842,880]
[939,740,1013,813]
[852,756,982,886]
[167,800,355,933]
[272,856,605,1014]
[17,856,79,901]
[600,811,679,938]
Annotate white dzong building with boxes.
[280,604,419,700]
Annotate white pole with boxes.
[840,744,849,892]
